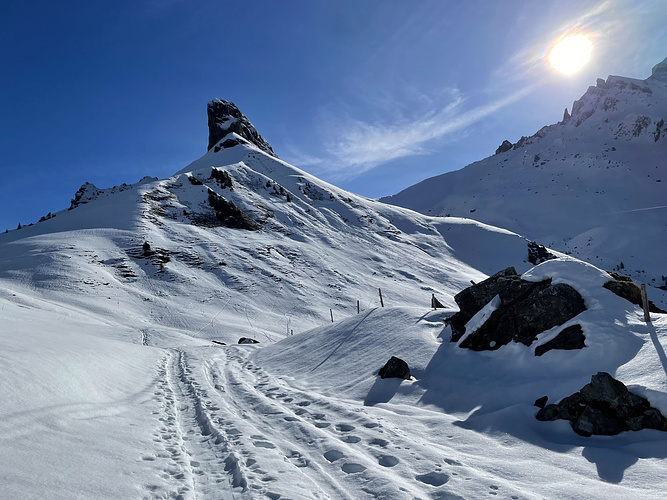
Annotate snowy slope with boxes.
[1,101,666,499]
[382,58,667,295]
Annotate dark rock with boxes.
[535,324,586,356]
[527,241,556,265]
[377,356,411,380]
[238,337,259,344]
[534,396,548,409]
[460,282,586,351]
[206,189,260,230]
[449,267,520,342]
[535,372,667,436]
[603,274,666,313]
[495,140,513,154]
[207,99,276,156]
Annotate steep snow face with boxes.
[382,67,667,292]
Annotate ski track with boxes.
[143,345,488,499]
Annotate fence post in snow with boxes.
[378,288,384,308]
[330,309,334,322]
[357,300,360,314]
[640,284,651,323]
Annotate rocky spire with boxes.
[207,99,276,156]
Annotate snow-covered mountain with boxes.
[383,58,667,291]
[1,99,666,499]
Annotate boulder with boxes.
[534,324,586,356]
[238,337,260,344]
[536,372,667,436]
[449,267,521,342]
[378,356,411,380]
[459,282,586,351]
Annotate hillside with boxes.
[382,58,667,294]
[1,99,666,499]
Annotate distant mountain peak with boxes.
[650,56,667,83]
[207,99,276,156]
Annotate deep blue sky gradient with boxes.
[2,0,666,231]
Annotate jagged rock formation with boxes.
[207,99,276,156]
[536,372,667,436]
[527,241,556,265]
[450,267,586,352]
[495,139,513,155]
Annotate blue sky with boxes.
[2,0,666,231]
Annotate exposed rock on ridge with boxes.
[449,266,586,352]
[207,99,276,157]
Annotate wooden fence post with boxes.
[641,284,651,323]
[357,300,360,314]
[378,288,384,307]
[330,308,334,322]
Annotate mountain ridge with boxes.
[382,59,667,292]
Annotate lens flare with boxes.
[548,35,593,74]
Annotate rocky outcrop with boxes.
[205,189,260,230]
[207,99,276,156]
[527,241,556,265]
[449,267,520,342]
[603,273,666,313]
[495,140,513,155]
[449,267,586,351]
[536,372,667,436]
[460,281,586,351]
[377,356,411,380]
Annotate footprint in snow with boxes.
[342,463,366,474]
[369,438,389,448]
[378,455,399,467]
[335,423,355,432]
[341,435,361,444]
[295,400,311,407]
[363,422,380,428]
[416,472,450,487]
[253,440,276,449]
[323,450,344,462]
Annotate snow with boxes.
[1,113,666,498]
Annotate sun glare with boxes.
[548,35,593,74]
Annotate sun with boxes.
[548,35,593,74]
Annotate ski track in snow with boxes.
[141,345,486,500]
